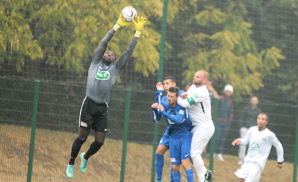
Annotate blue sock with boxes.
[170,167,174,181]
[185,168,194,182]
[173,171,181,182]
[155,153,164,180]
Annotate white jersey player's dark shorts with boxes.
[79,97,108,132]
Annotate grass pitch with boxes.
[0,124,293,182]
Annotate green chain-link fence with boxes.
[0,77,297,181]
[1,0,297,181]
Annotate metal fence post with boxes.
[293,106,298,182]
[151,0,168,181]
[120,89,132,182]
[209,98,218,182]
[27,80,40,182]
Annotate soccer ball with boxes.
[121,6,137,22]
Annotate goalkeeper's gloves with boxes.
[133,16,146,37]
[113,14,131,31]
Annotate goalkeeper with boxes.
[65,15,146,178]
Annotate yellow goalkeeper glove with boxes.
[133,16,146,37]
[113,14,131,31]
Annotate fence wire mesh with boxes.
[0,0,297,181]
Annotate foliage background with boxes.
[0,0,297,104]
[0,0,297,181]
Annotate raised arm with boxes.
[155,82,164,104]
[206,81,220,98]
[115,16,146,71]
[92,14,132,63]
[115,37,138,70]
[91,30,115,63]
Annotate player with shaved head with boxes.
[178,70,214,182]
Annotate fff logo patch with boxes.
[95,71,110,80]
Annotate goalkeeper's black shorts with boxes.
[79,96,108,132]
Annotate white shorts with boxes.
[190,124,215,157]
[235,162,262,182]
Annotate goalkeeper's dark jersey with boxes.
[86,30,138,104]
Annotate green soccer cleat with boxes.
[66,164,74,178]
[80,153,88,174]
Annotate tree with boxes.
[1,0,183,79]
[243,0,298,104]
[175,0,285,97]
[30,0,183,79]
[0,0,43,71]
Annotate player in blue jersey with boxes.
[154,76,184,182]
[152,87,194,182]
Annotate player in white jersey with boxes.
[232,113,284,182]
[178,70,214,182]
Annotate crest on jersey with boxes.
[95,71,110,80]
[179,109,185,115]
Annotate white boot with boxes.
[216,153,224,161]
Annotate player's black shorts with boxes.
[79,97,108,132]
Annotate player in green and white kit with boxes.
[232,113,284,182]
[178,70,214,182]
[65,15,146,178]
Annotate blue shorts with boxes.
[159,133,170,147]
[169,132,192,165]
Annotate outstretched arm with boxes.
[232,127,252,146]
[91,30,115,63]
[272,134,284,168]
[115,37,138,70]
[232,139,241,146]
[115,16,146,71]
[92,14,132,63]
